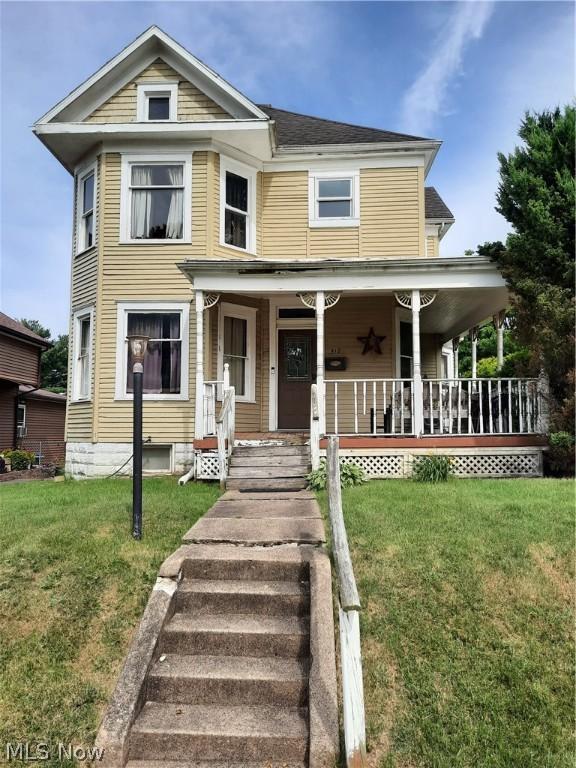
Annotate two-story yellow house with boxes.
[34,26,547,479]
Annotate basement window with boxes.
[142,444,172,473]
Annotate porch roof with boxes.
[179,256,509,343]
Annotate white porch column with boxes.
[452,336,460,379]
[411,289,423,436]
[470,326,478,379]
[194,289,204,440]
[316,290,326,434]
[494,311,505,370]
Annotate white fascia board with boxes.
[273,140,441,155]
[34,120,270,136]
[263,153,426,172]
[36,26,267,126]
[187,266,507,294]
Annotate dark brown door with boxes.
[278,329,316,430]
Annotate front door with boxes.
[278,329,316,430]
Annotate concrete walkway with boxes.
[182,489,326,546]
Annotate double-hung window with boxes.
[116,302,190,400]
[308,170,360,227]
[399,320,413,379]
[137,83,178,121]
[72,308,93,401]
[220,157,256,253]
[121,154,192,243]
[218,303,256,402]
[16,403,26,437]
[76,164,96,253]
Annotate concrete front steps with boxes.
[125,553,313,765]
[226,444,311,492]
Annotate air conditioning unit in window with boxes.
[16,426,27,438]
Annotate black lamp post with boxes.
[127,334,149,540]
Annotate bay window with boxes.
[308,169,360,227]
[76,163,96,253]
[72,307,93,401]
[220,157,256,253]
[120,154,192,243]
[115,302,190,400]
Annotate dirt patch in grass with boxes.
[528,542,573,603]
[363,637,403,767]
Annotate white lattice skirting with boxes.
[332,447,544,478]
[196,451,220,480]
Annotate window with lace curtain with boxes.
[120,154,192,243]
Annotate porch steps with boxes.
[126,551,312,764]
[226,444,311,492]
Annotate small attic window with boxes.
[137,83,177,122]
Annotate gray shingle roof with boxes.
[425,187,454,220]
[258,105,432,146]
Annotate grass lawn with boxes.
[320,479,574,768]
[0,477,219,763]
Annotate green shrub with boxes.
[412,455,454,483]
[3,449,36,471]
[307,461,367,491]
[546,432,575,477]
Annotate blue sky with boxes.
[0,1,573,336]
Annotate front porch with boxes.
[180,256,548,479]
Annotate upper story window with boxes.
[115,302,190,401]
[120,154,192,244]
[308,169,360,228]
[220,157,257,253]
[136,83,178,121]
[76,163,97,254]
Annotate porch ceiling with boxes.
[420,287,509,342]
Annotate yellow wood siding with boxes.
[259,166,423,259]
[426,234,439,257]
[87,59,231,123]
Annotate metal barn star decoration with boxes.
[357,327,386,355]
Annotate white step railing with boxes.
[421,378,544,435]
[325,378,414,436]
[203,380,222,437]
[216,384,235,488]
[310,383,321,471]
[326,435,366,767]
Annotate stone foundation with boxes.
[65,442,195,479]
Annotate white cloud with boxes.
[401,2,495,136]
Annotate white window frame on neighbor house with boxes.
[219,156,257,254]
[75,162,97,255]
[217,302,257,403]
[16,402,27,437]
[119,153,192,244]
[308,169,360,228]
[136,82,178,122]
[71,306,94,402]
[115,301,190,401]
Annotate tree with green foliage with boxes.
[457,316,530,378]
[19,319,68,393]
[483,106,575,430]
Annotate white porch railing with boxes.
[203,380,222,437]
[310,383,321,470]
[325,378,414,436]
[326,435,366,768]
[421,378,544,436]
[324,376,546,437]
[216,385,235,488]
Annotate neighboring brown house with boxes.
[0,312,66,465]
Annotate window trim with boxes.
[219,156,257,254]
[217,302,257,403]
[16,402,27,434]
[115,300,190,401]
[75,162,97,255]
[308,169,360,228]
[71,306,94,402]
[119,153,192,244]
[136,82,178,122]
